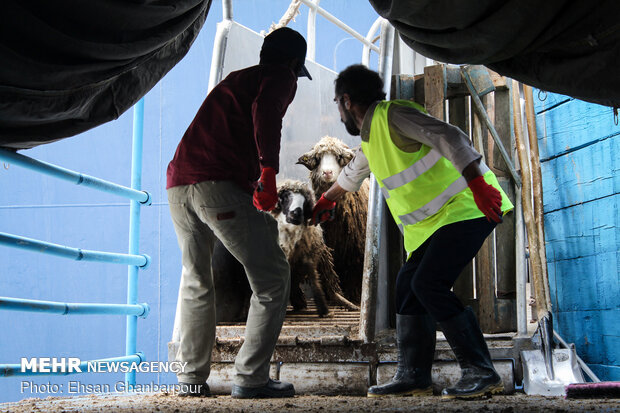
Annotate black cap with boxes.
[261,27,312,80]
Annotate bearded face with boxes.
[342,107,360,136]
[336,95,360,136]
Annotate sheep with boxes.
[272,179,359,317]
[297,136,369,304]
[213,178,358,322]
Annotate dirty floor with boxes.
[2,392,619,413]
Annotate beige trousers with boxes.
[167,180,290,387]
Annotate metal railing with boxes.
[204,0,393,344]
[0,98,151,388]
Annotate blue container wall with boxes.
[535,92,620,380]
[0,0,381,403]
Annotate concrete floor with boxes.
[2,392,619,413]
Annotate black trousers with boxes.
[396,217,496,322]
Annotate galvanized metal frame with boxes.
[0,99,150,387]
[202,0,394,346]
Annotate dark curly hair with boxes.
[335,64,386,106]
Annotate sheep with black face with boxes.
[297,136,369,304]
[272,179,359,316]
[213,179,358,322]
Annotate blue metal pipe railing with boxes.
[0,99,150,387]
[0,148,152,206]
[1,353,145,377]
[0,297,150,318]
[125,98,145,387]
[0,232,150,268]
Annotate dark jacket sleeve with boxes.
[251,66,297,173]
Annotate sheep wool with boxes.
[297,136,369,303]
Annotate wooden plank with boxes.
[391,74,416,102]
[540,137,619,212]
[413,74,425,106]
[472,92,517,333]
[490,86,514,178]
[488,70,508,89]
[536,98,619,160]
[496,177,517,303]
[476,229,498,333]
[424,65,446,120]
[493,80,517,317]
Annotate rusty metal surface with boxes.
[207,301,373,363]
[280,362,370,395]
[216,303,361,339]
[212,339,377,363]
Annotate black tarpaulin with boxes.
[0,0,211,150]
[370,0,620,108]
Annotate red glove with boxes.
[311,194,337,225]
[253,167,278,211]
[468,176,503,223]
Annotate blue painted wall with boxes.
[535,92,620,380]
[0,0,381,403]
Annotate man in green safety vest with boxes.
[312,64,514,399]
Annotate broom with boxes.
[565,382,620,399]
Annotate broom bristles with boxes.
[565,382,620,399]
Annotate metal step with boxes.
[168,300,531,395]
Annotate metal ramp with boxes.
[168,295,530,395]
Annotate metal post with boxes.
[208,0,233,92]
[360,21,394,344]
[515,185,528,336]
[306,0,319,61]
[362,17,383,67]
[125,98,145,388]
[222,0,232,20]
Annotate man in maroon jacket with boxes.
[166,27,311,398]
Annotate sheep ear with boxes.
[296,152,317,170]
[340,148,355,166]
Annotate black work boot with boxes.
[439,307,504,399]
[231,378,295,398]
[367,314,436,397]
[178,382,212,397]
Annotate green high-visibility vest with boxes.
[361,100,514,257]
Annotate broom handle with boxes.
[523,85,552,312]
[511,80,549,320]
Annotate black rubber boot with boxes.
[439,307,504,399]
[367,314,436,397]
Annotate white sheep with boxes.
[297,136,369,304]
